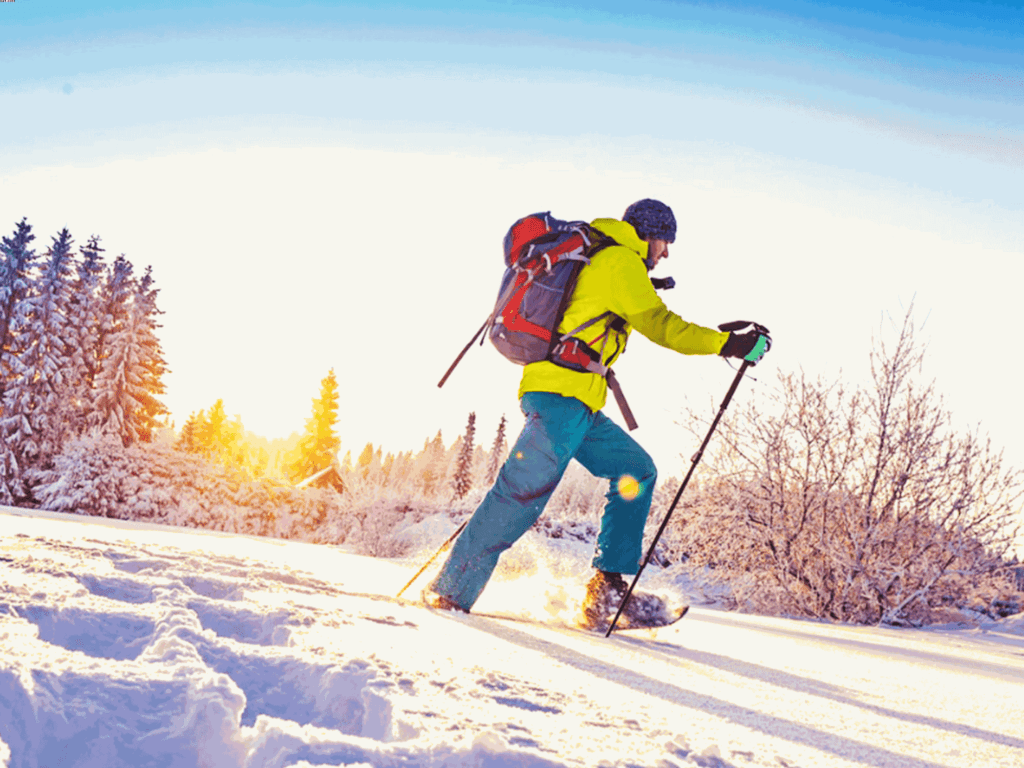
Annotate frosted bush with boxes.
[32,436,344,543]
[672,311,1024,625]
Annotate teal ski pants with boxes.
[431,391,657,611]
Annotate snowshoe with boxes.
[579,570,687,632]
[617,592,689,630]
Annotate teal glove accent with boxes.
[717,321,772,364]
[745,334,769,363]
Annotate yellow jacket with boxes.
[518,218,728,411]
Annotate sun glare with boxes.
[617,474,640,502]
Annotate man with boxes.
[427,199,769,626]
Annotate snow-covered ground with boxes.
[1,506,1023,768]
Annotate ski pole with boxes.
[396,520,468,598]
[606,359,753,636]
[438,321,489,388]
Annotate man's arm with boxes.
[599,248,728,355]
[627,303,728,355]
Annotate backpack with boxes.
[438,212,663,430]
[490,212,616,369]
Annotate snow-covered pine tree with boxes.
[176,411,200,452]
[89,253,133,400]
[92,256,169,445]
[0,218,41,503]
[472,444,487,486]
[357,442,375,478]
[190,401,223,459]
[417,430,447,499]
[386,450,413,491]
[64,235,106,434]
[485,413,508,486]
[88,254,133,435]
[285,369,341,483]
[451,411,476,500]
[178,402,266,478]
[1,229,77,502]
[125,266,169,442]
[0,218,39,399]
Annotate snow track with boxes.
[1,507,1023,768]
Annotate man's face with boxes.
[647,239,670,269]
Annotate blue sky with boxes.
[2,1,1023,482]
[7,1,1022,174]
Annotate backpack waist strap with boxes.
[549,337,639,431]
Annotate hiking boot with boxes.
[422,589,469,613]
[580,570,627,630]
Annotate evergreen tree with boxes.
[286,369,341,482]
[486,414,508,485]
[89,254,133,398]
[357,442,375,477]
[62,235,106,435]
[388,450,412,489]
[125,267,169,441]
[0,229,77,502]
[0,219,40,503]
[88,255,132,435]
[177,401,264,477]
[93,258,169,444]
[0,218,39,398]
[176,411,200,452]
[194,400,227,459]
[451,412,476,500]
[418,429,447,498]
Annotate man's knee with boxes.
[629,448,657,487]
[639,452,657,483]
[613,456,656,505]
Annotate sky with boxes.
[2,504,1023,767]
[2,1,1023,482]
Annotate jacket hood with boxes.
[590,218,648,260]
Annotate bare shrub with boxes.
[341,497,413,558]
[674,310,1023,625]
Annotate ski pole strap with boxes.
[606,369,638,431]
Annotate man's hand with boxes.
[718,321,772,364]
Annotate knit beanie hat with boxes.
[623,199,676,243]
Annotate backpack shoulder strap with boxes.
[577,223,616,258]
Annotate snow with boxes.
[2,505,1023,768]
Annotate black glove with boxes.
[718,321,771,364]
